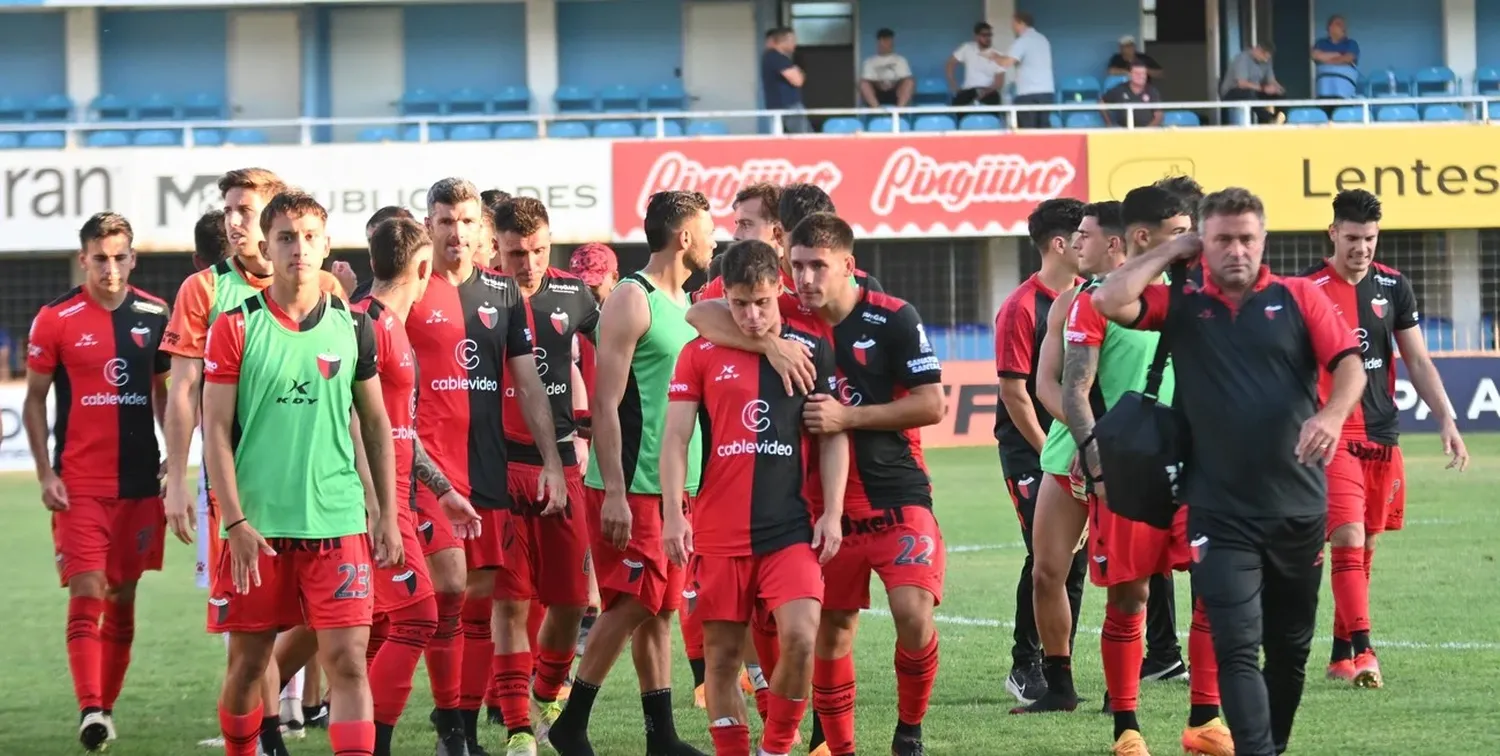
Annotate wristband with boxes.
[225,517,248,532]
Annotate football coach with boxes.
[1090,187,1366,756]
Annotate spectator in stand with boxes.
[1107,36,1162,79]
[986,12,1056,129]
[947,22,1006,106]
[861,28,915,108]
[762,27,810,134]
[1312,16,1360,99]
[1220,42,1284,124]
[1101,59,1163,127]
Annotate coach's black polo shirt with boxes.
[1128,265,1359,518]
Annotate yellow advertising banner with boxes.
[1086,125,1500,231]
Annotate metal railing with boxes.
[2,94,1496,148]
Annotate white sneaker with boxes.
[101,712,118,741]
[280,697,304,725]
[79,711,110,751]
[197,736,225,748]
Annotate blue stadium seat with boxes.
[1162,110,1200,127]
[90,94,132,122]
[136,93,177,121]
[447,123,493,141]
[1491,101,1500,121]
[192,128,224,146]
[913,77,948,106]
[1048,112,1064,128]
[492,85,531,114]
[645,81,687,111]
[0,132,20,149]
[1375,104,1420,123]
[357,126,400,143]
[958,113,1002,130]
[1063,111,1105,128]
[0,97,27,123]
[1421,317,1455,351]
[1366,71,1409,97]
[225,128,269,145]
[548,121,591,139]
[593,120,636,138]
[86,130,132,148]
[1284,107,1329,125]
[495,122,540,140]
[1477,66,1500,95]
[133,129,180,147]
[821,116,863,134]
[640,120,684,137]
[1412,66,1457,97]
[182,92,225,120]
[1422,103,1466,122]
[600,85,642,113]
[31,94,74,122]
[400,89,442,117]
[22,131,66,149]
[446,88,489,116]
[1058,75,1101,103]
[554,84,594,113]
[1331,105,1367,123]
[864,114,909,132]
[685,120,729,137]
[1102,74,1129,93]
[401,124,446,142]
[913,114,956,132]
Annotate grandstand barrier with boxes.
[0,382,203,473]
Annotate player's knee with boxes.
[319,642,370,686]
[495,599,531,635]
[1106,580,1149,614]
[466,568,496,597]
[777,627,815,667]
[68,571,108,599]
[1031,551,1070,594]
[106,581,138,605]
[1329,522,1365,549]
[1365,532,1380,551]
[428,551,466,594]
[814,610,858,658]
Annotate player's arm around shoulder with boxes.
[686,293,816,394]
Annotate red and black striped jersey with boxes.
[501,268,600,469]
[27,286,171,498]
[669,324,837,556]
[992,273,1077,476]
[350,295,420,518]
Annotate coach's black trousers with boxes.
[1146,574,1182,662]
[1189,508,1324,756]
[1006,470,1086,669]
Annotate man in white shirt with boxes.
[987,12,1056,129]
[947,22,1006,106]
[861,28,914,108]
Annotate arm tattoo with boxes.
[1060,345,1102,476]
[412,437,454,498]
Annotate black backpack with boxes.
[1084,262,1190,530]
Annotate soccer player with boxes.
[405,177,565,756]
[196,209,230,270]
[200,191,400,756]
[547,190,716,756]
[1093,188,1365,756]
[569,242,619,650]
[686,213,946,756]
[488,197,601,755]
[661,239,848,756]
[1302,189,1468,688]
[24,213,170,752]
[477,202,499,270]
[994,198,1088,707]
[346,206,417,303]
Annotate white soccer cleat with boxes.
[101,712,117,741]
[79,711,110,752]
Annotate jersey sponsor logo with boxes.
[392,425,419,441]
[716,437,795,458]
[533,347,550,377]
[425,309,450,324]
[1370,296,1388,318]
[669,381,690,393]
[433,375,498,392]
[481,275,508,292]
[75,333,98,348]
[104,358,129,387]
[393,569,418,595]
[851,337,876,365]
[1017,474,1035,499]
[399,349,414,369]
[455,339,481,371]
[203,357,219,373]
[907,356,941,374]
[1355,328,1370,353]
[27,343,43,360]
[81,392,149,407]
[130,300,166,316]
[1373,273,1399,287]
[1063,328,1087,343]
[741,399,771,432]
[478,304,499,330]
[279,378,318,405]
[861,310,888,325]
[550,309,570,334]
[548,282,581,294]
[504,381,568,398]
[130,325,151,348]
[208,595,231,624]
[916,323,933,354]
[835,377,863,406]
[1363,357,1385,370]
[1263,304,1282,319]
[318,353,342,380]
[782,331,816,350]
[714,364,739,382]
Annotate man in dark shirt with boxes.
[762,27,810,134]
[1101,60,1163,127]
[1092,188,1366,756]
[1107,36,1162,77]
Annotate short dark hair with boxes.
[426,177,480,211]
[1154,175,1204,208]
[1255,40,1275,54]
[481,189,512,208]
[766,26,793,42]
[1332,189,1382,224]
[1013,12,1034,27]
[876,28,895,40]
[80,212,133,249]
[778,183,836,238]
[218,168,285,201]
[1121,185,1192,228]
[734,183,782,224]
[788,212,854,253]
[493,197,550,236]
[1083,201,1125,238]
[366,205,414,231]
[1026,198,1086,252]
[1198,187,1267,225]
[643,190,711,252]
[974,22,992,34]
[194,209,228,266]
[259,191,328,236]
[720,240,782,290]
[368,218,432,282]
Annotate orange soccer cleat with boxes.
[1326,658,1355,682]
[1352,650,1383,689]
[740,668,755,695]
[1181,717,1235,756]
[1113,729,1152,756]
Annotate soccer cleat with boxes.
[534,700,564,747]
[435,729,470,756]
[693,684,706,709]
[890,730,925,756]
[1352,650,1383,689]
[101,711,117,741]
[1112,729,1151,756]
[1326,659,1355,682]
[740,668,756,695]
[283,719,306,740]
[486,706,504,726]
[1003,663,1047,706]
[1140,657,1188,682]
[467,738,492,756]
[505,732,538,756]
[1181,717,1234,756]
[808,745,832,756]
[556,678,572,702]
[303,702,328,729]
[1009,690,1078,714]
[79,710,111,752]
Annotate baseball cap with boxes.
[570,242,618,286]
[1119,35,1136,46]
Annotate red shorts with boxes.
[584,487,686,615]
[207,534,375,633]
[374,512,435,616]
[465,508,508,571]
[822,506,945,612]
[1048,473,1087,503]
[53,495,166,587]
[493,464,591,607]
[413,489,464,558]
[1327,441,1406,536]
[1087,498,1189,587]
[687,545,823,624]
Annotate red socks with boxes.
[219,707,260,756]
[66,596,105,711]
[459,596,493,711]
[534,645,575,702]
[894,632,939,728]
[100,599,135,711]
[1101,604,1145,713]
[679,605,704,661]
[813,654,856,755]
[751,618,781,681]
[1363,546,1374,581]
[709,722,752,756]
[329,720,376,755]
[425,591,465,709]
[1188,600,1220,707]
[527,600,544,674]
[761,691,807,754]
[492,651,533,730]
[1331,546,1371,640]
[371,599,438,725]
[366,616,389,670]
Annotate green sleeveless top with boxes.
[585,272,704,495]
[229,294,366,539]
[1040,280,1176,476]
[208,259,264,325]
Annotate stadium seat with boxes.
[495,122,540,139]
[640,119,684,137]
[1285,107,1330,125]
[1421,317,1455,351]
[399,89,443,117]
[401,124,446,141]
[136,93,177,121]
[447,123,493,141]
[1162,110,1200,127]
[133,129,181,147]
[85,130,132,148]
[1102,74,1129,93]
[0,132,20,149]
[1491,101,1500,121]
[593,120,637,138]
[446,88,490,116]
[685,120,729,136]
[554,84,595,113]
[1375,104,1420,122]
[1422,103,1466,122]
[548,121,591,139]
[357,126,400,143]
[22,131,66,148]
[1331,105,1367,123]
[864,114,909,132]
[90,94,133,122]
[913,114,957,132]
[822,116,863,134]
[182,92,225,120]
[192,128,224,146]
[1063,111,1105,128]
[225,128,269,145]
[958,113,1002,130]
[645,81,687,111]
[1476,66,1500,95]
[1366,71,1409,97]
[600,85,642,113]
[0,97,27,123]
[30,94,74,122]
[1058,75,1101,103]
[913,77,948,106]
[492,85,531,114]
[1048,112,1063,128]
[1412,66,1457,97]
